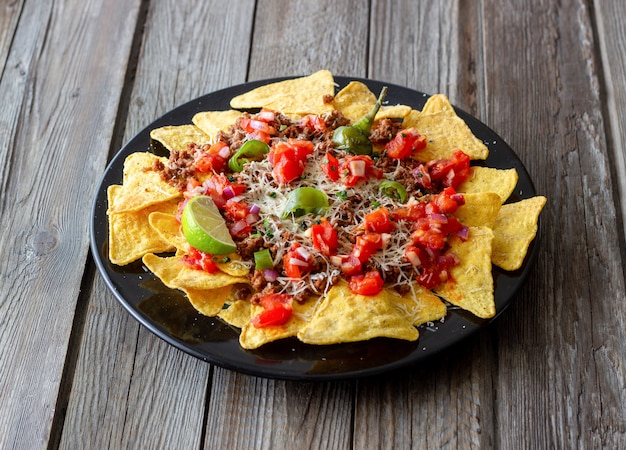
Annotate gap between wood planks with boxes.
[587,0,626,284]
[46,1,153,448]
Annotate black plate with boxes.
[91,76,540,380]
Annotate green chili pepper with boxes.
[281,187,329,219]
[379,179,408,203]
[228,139,270,172]
[332,86,388,155]
[254,248,274,270]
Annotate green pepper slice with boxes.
[228,139,270,172]
[379,180,408,203]
[332,86,388,155]
[281,187,329,219]
[253,248,274,270]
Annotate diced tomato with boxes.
[351,232,385,263]
[282,243,314,278]
[341,155,382,187]
[256,108,276,122]
[251,293,293,328]
[392,202,427,222]
[431,187,465,214]
[384,128,427,159]
[299,114,327,133]
[415,150,471,191]
[349,270,385,296]
[321,151,340,181]
[310,219,338,256]
[269,140,314,184]
[364,207,395,233]
[195,142,229,173]
[181,247,218,273]
[224,201,249,221]
[251,306,292,328]
[339,254,363,277]
[203,173,247,208]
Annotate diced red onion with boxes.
[295,246,311,261]
[218,146,231,159]
[263,269,278,281]
[245,213,259,224]
[230,219,248,235]
[349,160,366,176]
[222,186,236,199]
[456,225,470,241]
[289,257,309,267]
[406,249,422,267]
[330,255,343,267]
[248,203,261,215]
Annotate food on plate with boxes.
[106,70,546,349]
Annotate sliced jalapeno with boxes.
[379,180,408,203]
[228,139,270,172]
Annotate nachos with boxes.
[107,70,545,349]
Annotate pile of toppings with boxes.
[157,100,473,325]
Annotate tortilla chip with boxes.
[492,196,546,271]
[455,192,502,228]
[388,285,447,326]
[333,81,410,123]
[149,125,211,153]
[240,297,321,350]
[109,152,181,213]
[216,255,252,277]
[192,110,243,139]
[148,211,188,251]
[457,167,519,203]
[108,186,178,265]
[297,281,419,345]
[182,285,232,317]
[435,227,495,319]
[420,93,457,115]
[218,299,252,328]
[403,97,489,161]
[229,70,335,116]
[142,253,248,291]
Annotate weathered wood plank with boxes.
[0,0,142,448]
[0,0,24,76]
[595,0,626,242]
[59,0,255,448]
[481,0,626,448]
[354,2,495,449]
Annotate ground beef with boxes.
[159,147,197,190]
[369,118,402,145]
[236,235,265,259]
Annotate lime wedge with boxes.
[181,195,237,255]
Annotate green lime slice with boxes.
[181,195,237,255]
[281,187,329,219]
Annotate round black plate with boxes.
[91,76,540,380]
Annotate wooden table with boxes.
[2,0,625,448]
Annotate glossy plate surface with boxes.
[91,76,540,380]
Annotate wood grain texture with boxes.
[482,0,626,448]
[59,0,256,448]
[0,0,24,76]
[595,0,626,243]
[247,0,369,80]
[0,0,142,448]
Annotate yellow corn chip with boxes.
[297,281,419,345]
[457,167,519,203]
[240,297,321,350]
[333,81,411,123]
[216,255,252,277]
[388,285,447,326]
[108,186,178,265]
[435,227,495,319]
[109,152,181,213]
[149,125,211,153]
[142,253,248,291]
[192,110,243,139]
[492,196,546,271]
[455,192,502,228]
[229,70,335,116]
[148,211,188,251]
[403,96,489,161]
[421,93,457,115]
[218,299,252,329]
[182,285,232,317]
